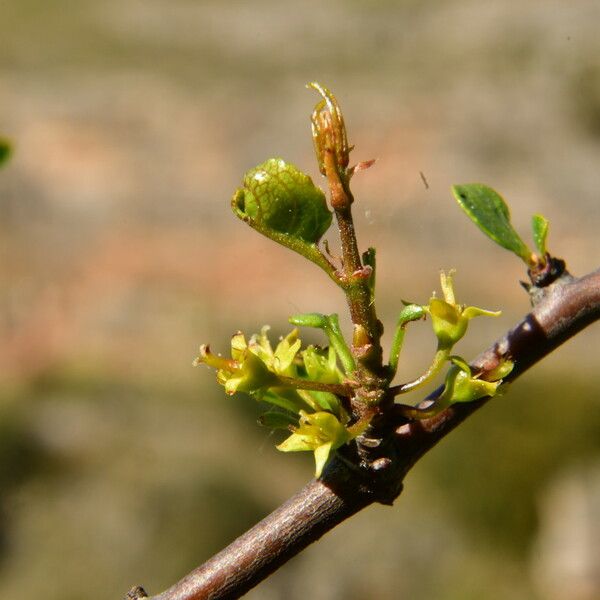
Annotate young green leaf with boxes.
[531,214,549,258]
[452,184,533,265]
[234,158,332,244]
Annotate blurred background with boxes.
[1,1,599,598]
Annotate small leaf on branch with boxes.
[452,183,534,265]
[397,303,425,325]
[531,213,549,259]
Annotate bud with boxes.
[307,82,351,177]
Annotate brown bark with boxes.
[133,268,600,600]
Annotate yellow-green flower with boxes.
[194,327,344,415]
[277,410,351,477]
[440,356,514,406]
[302,344,343,385]
[426,271,500,350]
[194,332,278,396]
[247,326,302,377]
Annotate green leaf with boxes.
[0,138,12,167]
[531,214,549,257]
[452,184,533,264]
[235,158,332,244]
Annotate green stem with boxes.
[390,347,450,396]
[288,313,356,375]
[388,305,426,377]
[395,395,449,420]
[277,375,353,397]
[324,314,356,374]
[388,327,407,377]
[345,413,373,438]
[232,193,342,288]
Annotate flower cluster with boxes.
[196,83,522,480]
[195,327,357,476]
[397,271,512,416]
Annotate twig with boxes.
[276,375,353,397]
[131,268,600,600]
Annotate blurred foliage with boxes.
[0,367,597,599]
[0,139,11,166]
[422,375,600,555]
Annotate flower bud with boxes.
[308,82,350,177]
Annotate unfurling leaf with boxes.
[531,214,549,258]
[233,158,332,244]
[452,184,533,265]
